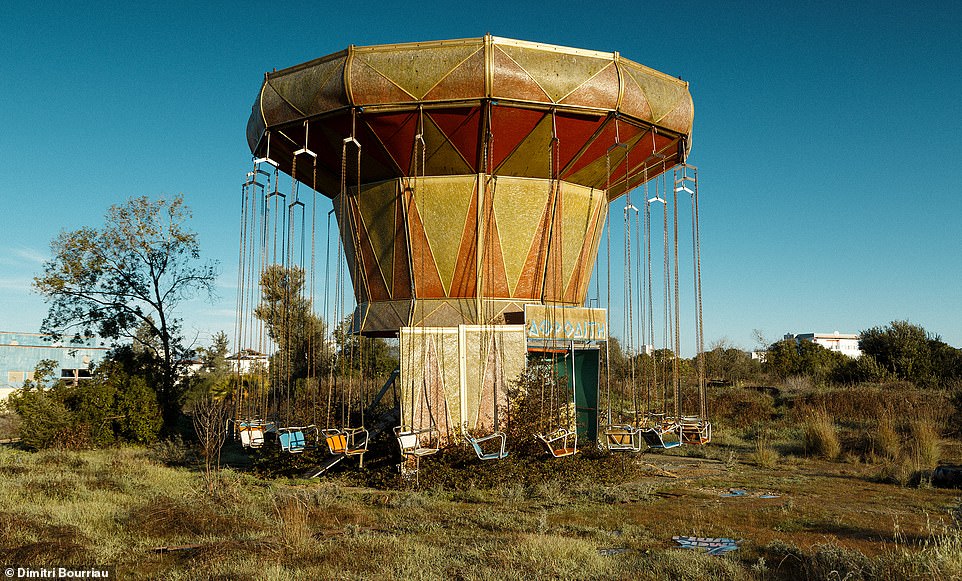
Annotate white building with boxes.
[791,332,861,358]
[226,349,269,373]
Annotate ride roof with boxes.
[247,35,694,200]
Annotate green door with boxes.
[550,348,600,443]
[570,349,599,443]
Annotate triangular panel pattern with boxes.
[492,177,552,296]
[359,44,480,100]
[404,187,445,297]
[491,47,551,103]
[512,185,555,300]
[392,191,413,299]
[427,107,483,173]
[560,62,619,109]
[364,112,419,177]
[415,178,474,296]
[624,64,688,124]
[488,107,547,172]
[449,181,480,298]
[618,69,654,124]
[563,186,605,299]
[423,48,486,102]
[269,57,343,115]
[495,114,554,178]
[499,44,611,103]
[350,60,417,104]
[479,187,510,299]
[357,181,399,294]
[421,114,474,176]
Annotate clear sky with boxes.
[2,1,960,354]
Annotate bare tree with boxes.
[189,395,229,493]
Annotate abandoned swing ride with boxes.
[231,35,709,477]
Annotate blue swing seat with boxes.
[639,421,683,449]
[464,432,508,460]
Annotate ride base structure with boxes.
[233,35,709,475]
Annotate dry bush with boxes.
[0,540,90,567]
[803,408,841,460]
[798,385,950,430]
[125,495,244,539]
[907,419,941,471]
[764,529,962,579]
[782,375,813,393]
[875,419,941,485]
[709,387,776,427]
[870,413,901,462]
[273,493,312,550]
[750,437,779,468]
[0,513,91,566]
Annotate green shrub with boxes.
[6,386,72,451]
[7,360,161,450]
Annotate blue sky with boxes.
[2,1,960,354]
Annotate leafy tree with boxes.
[703,340,761,386]
[333,319,399,379]
[860,320,962,387]
[254,265,330,384]
[603,337,628,379]
[764,338,847,383]
[33,195,218,429]
[64,361,163,445]
[830,352,889,384]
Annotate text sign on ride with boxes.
[524,305,607,342]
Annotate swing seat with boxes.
[639,421,683,449]
[679,417,712,445]
[537,428,578,458]
[279,425,318,453]
[464,432,508,461]
[238,421,266,449]
[323,427,368,456]
[279,429,306,453]
[395,426,440,457]
[603,424,643,452]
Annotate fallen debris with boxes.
[672,535,740,555]
[720,488,780,498]
[152,544,202,553]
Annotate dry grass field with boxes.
[1,383,961,580]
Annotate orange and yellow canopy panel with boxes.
[247,35,694,336]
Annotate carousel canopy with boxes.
[247,35,694,199]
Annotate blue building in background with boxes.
[0,331,110,400]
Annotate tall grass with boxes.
[906,419,941,471]
[871,413,901,462]
[749,436,780,468]
[803,408,841,460]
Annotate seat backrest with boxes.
[292,431,306,448]
[249,428,265,447]
[397,432,418,452]
[327,433,348,454]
